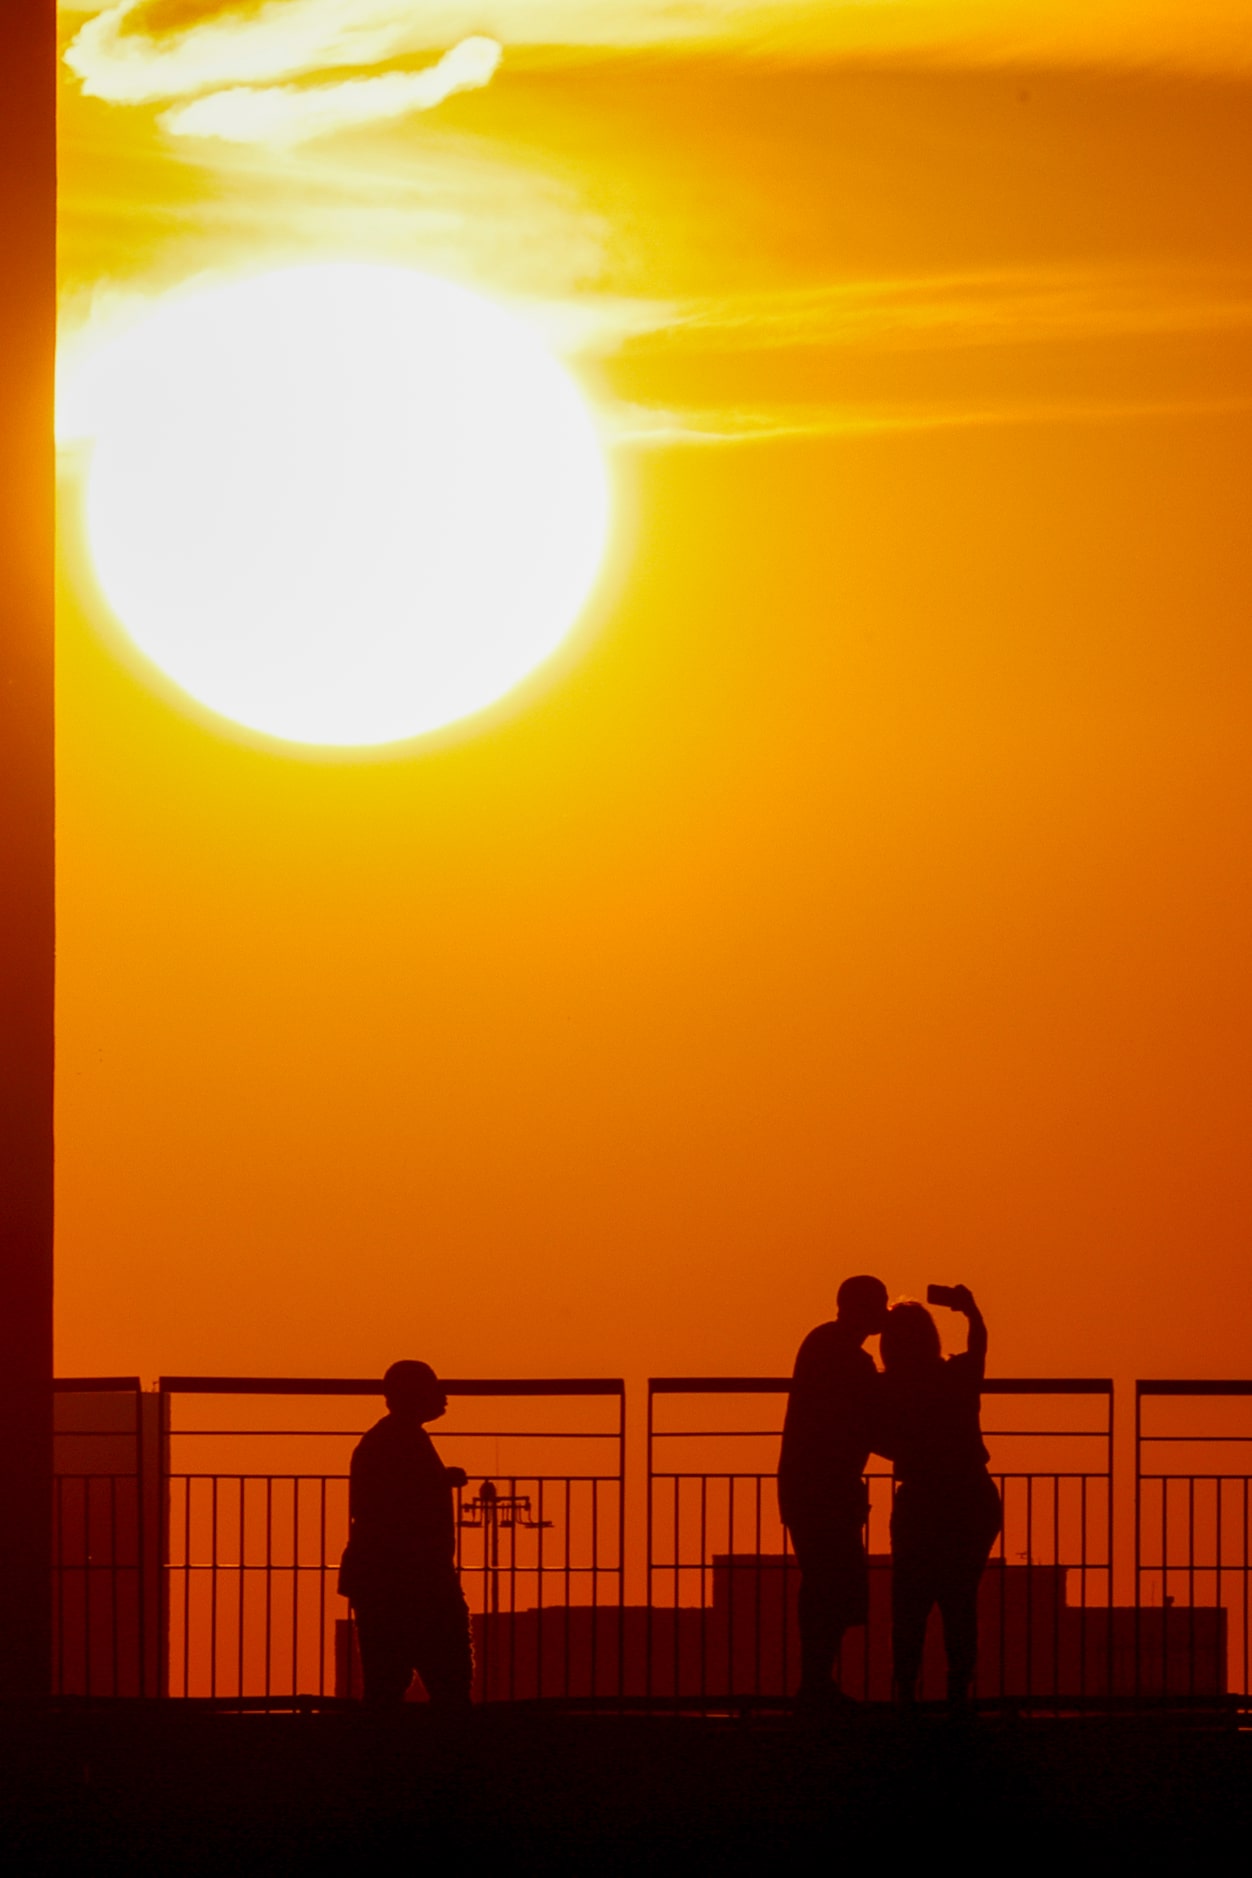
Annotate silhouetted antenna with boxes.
[459,1479,552,1614]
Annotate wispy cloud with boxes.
[62,1,1252,110]
[607,393,1252,449]
[66,0,436,103]
[641,268,1252,356]
[592,264,1252,442]
[63,1,712,106]
[162,37,502,145]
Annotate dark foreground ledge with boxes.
[1,1706,1250,1873]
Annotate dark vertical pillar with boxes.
[0,0,56,1698]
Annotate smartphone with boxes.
[927,1284,960,1308]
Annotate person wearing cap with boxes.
[339,1359,473,1707]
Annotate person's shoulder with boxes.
[792,1321,839,1374]
[353,1414,393,1454]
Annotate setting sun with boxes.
[71,264,609,746]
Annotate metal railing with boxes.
[646,1376,1115,1707]
[50,1371,1252,1709]
[1135,1382,1252,1700]
[158,1376,625,1703]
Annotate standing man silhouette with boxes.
[339,1360,473,1708]
[778,1275,889,1710]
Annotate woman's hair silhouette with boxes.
[879,1300,942,1370]
[879,1287,1002,1710]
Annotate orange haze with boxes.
[55,10,1252,1407]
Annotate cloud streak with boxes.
[162,36,503,145]
[640,268,1252,356]
[63,1,1252,110]
[607,392,1252,449]
[63,1,713,105]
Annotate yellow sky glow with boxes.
[54,3,1252,1394]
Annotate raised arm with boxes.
[950,1284,987,1375]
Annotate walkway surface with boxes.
[1,1705,1249,1871]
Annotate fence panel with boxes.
[52,1379,164,1697]
[646,1376,1114,1707]
[159,1376,625,1703]
[1135,1382,1252,1701]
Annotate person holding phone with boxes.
[878,1285,1002,1711]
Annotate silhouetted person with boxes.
[338,1360,473,1709]
[778,1274,889,1709]
[879,1288,1002,1711]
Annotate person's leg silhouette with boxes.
[354,1593,416,1706]
[935,1475,1002,1708]
[789,1499,869,1706]
[411,1575,474,1709]
[890,1485,943,1703]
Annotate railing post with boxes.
[644,1382,654,1704]
[1134,1381,1143,1701]
[0,0,56,1704]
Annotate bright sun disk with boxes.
[73,264,610,746]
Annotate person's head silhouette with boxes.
[382,1359,448,1422]
[835,1274,890,1342]
[879,1300,943,1375]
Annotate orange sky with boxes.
[54,3,1252,1397]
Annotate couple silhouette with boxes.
[778,1275,1001,1711]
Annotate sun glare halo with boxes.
[73,265,610,747]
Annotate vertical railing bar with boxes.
[725,1473,735,1709]
[671,1472,680,1701]
[110,1472,122,1697]
[1052,1473,1060,1706]
[291,1476,301,1702]
[1160,1473,1168,1700]
[1242,1475,1249,1700]
[181,1473,192,1698]
[134,1392,146,1699]
[616,1388,626,1708]
[265,1475,274,1700]
[318,1477,327,1698]
[210,1474,219,1699]
[780,1490,791,1706]
[699,1473,708,1704]
[82,1477,94,1699]
[535,1475,546,1702]
[645,1388,654,1708]
[1214,1477,1223,1702]
[1079,1473,1089,1698]
[237,1476,245,1701]
[563,1475,572,1699]
[156,1392,168,1702]
[753,1474,763,1698]
[508,1473,518,1704]
[1105,1386,1115,1708]
[1025,1474,1034,1701]
[589,1476,599,1704]
[1193,1479,1201,1705]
